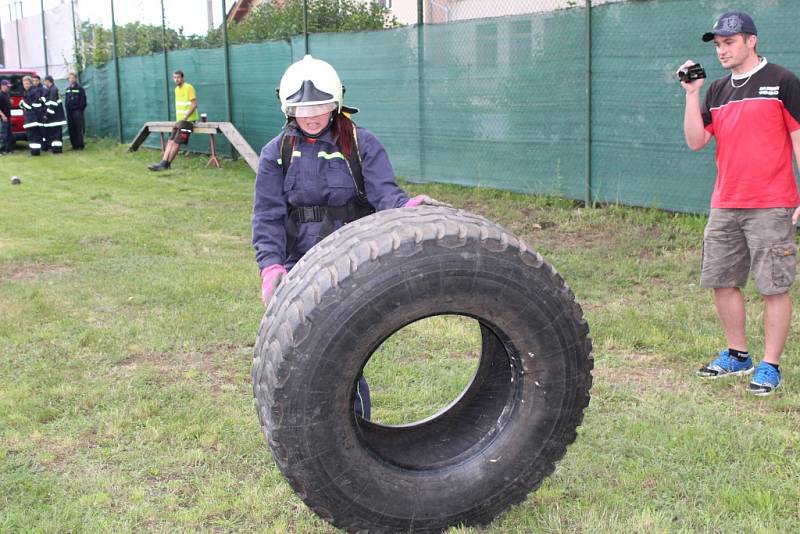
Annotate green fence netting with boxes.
[80,0,800,214]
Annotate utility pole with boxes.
[207,0,213,33]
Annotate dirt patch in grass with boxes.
[0,261,72,282]
[195,232,249,244]
[594,352,688,394]
[112,343,252,394]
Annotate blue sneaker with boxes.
[749,361,781,396]
[697,349,754,379]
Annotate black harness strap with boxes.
[280,124,375,253]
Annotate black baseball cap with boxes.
[702,11,757,42]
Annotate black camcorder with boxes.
[678,63,706,83]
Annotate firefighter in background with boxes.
[19,76,44,156]
[28,74,47,150]
[42,75,66,154]
[64,72,87,150]
[31,74,43,98]
[30,74,47,150]
[0,79,13,154]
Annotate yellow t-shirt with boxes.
[175,82,198,122]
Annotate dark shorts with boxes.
[169,120,194,144]
[701,208,797,295]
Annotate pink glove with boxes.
[261,264,288,306]
[404,194,451,208]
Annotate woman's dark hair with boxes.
[332,112,355,160]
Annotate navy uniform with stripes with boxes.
[253,123,409,270]
[19,83,44,156]
[252,121,410,418]
[64,78,87,150]
[42,78,66,153]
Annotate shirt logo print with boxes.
[759,86,780,96]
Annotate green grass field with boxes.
[1,140,799,532]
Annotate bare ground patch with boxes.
[593,352,688,394]
[195,232,249,244]
[111,343,253,394]
[0,261,72,283]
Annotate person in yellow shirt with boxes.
[149,70,198,171]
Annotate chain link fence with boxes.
[407,0,592,201]
[4,1,800,213]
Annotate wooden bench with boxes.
[128,121,260,172]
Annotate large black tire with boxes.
[253,206,593,533]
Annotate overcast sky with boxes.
[1,0,227,37]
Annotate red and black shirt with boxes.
[702,60,800,208]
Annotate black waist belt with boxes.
[290,203,367,224]
[286,199,375,252]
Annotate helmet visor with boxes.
[286,102,338,118]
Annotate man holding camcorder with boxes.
[679,11,800,395]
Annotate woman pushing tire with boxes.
[252,203,593,533]
[250,55,445,418]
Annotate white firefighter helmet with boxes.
[278,55,343,118]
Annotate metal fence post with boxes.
[40,0,48,76]
[70,0,79,70]
[221,0,234,158]
[15,2,22,67]
[303,0,309,55]
[110,0,123,143]
[161,0,170,121]
[417,0,425,181]
[585,0,592,207]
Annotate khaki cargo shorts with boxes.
[701,208,798,295]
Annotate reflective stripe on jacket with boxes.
[65,84,87,111]
[43,85,67,126]
[20,89,44,127]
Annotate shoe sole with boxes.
[697,367,754,379]
[749,383,780,396]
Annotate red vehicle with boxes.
[0,69,37,141]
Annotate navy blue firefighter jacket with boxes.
[65,83,87,111]
[252,122,410,270]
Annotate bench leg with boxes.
[206,134,222,168]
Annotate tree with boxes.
[225,0,400,43]
[79,20,210,69]
[78,0,400,68]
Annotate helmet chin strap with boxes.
[295,112,336,139]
